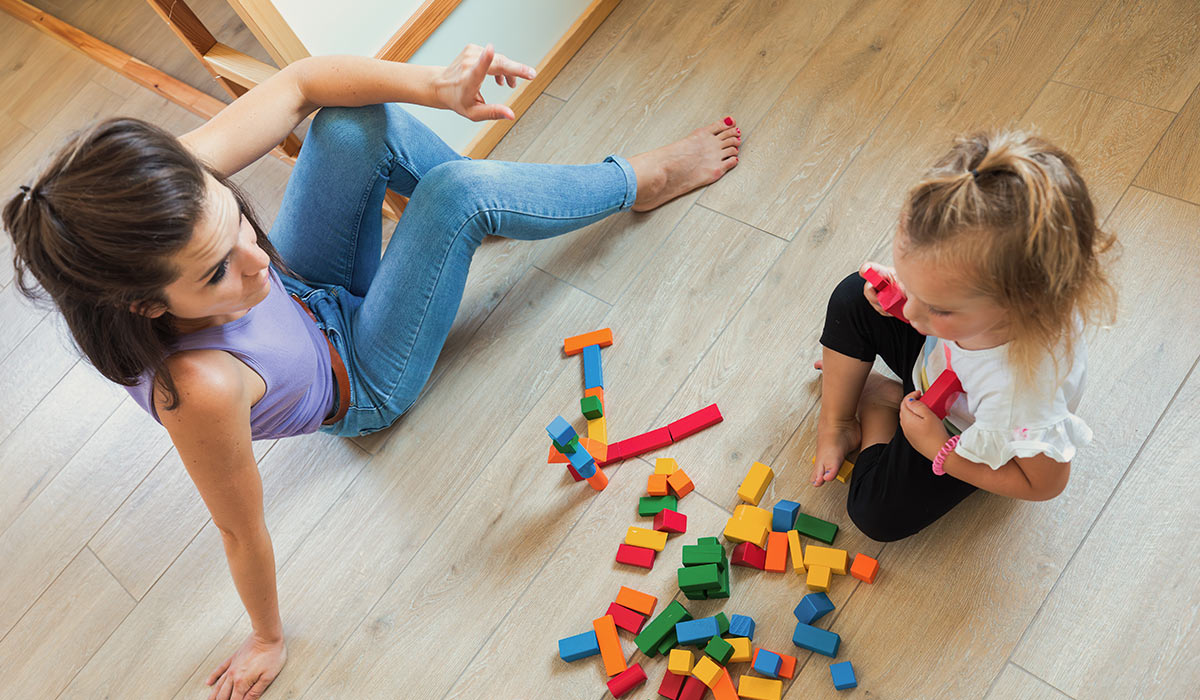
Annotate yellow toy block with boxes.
[806,564,832,592]
[692,656,723,688]
[737,675,783,700]
[647,473,670,496]
[727,637,752,663]
[737,461,775,505]
[787,530,806,573]
[732,505,773,532]
[804,545,849,575]
[588,415,607,445]
[625,526,668,552]
[723,517,769,549]
[668,648,694,675]
[655,457,679,475]
[836,459,854,483]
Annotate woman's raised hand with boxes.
[205,632,287,700]
[435,44,537,121]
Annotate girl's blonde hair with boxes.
[900,129,1117,384]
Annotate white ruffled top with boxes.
[911,330,1091,469]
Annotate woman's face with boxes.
[158,172,272,322]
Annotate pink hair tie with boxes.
[932,435,961,476]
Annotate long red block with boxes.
[862,267,909,323]
[607,663,647,697]
[921,369,964,420]
[606,602,647,634]
[678,675,708,700]
[667,404,723,441]
[564,328,613,355]
[658,670,687,699]
[616,543,656,569]
[653,508,687,534]
[731,542,767,569]
[609,427,673,461]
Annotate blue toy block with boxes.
[793,592,835,625]
[582,344,603,389]
[568,445,596,478]
[728,614,755,640]
[772,499,802,531]
[752,648,782,678]
[830,660,857,690]
[546,416,577,445]
[558,630,600,662]
[793,622,840,658]
[675,617,719,646]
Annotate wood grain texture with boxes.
[1134,84,1200,204]
[985,664,1073,700]
[376,0,464,63]
[543,0,653,101]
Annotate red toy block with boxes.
[764,531,788,572]
[921,369,964,420]
[609,427,673,461]
[616,543,656,569]
[658,670,687,699]
[862,266,909,323]
[666,403,723,441]
[564,328,613,356]
[850,553,880,583]
[678,676,708,700]
[606,602,647,634]
[653,508,687,534]
[566,464,584,481]
[666,469,695,499]
[731,542,767,569]
[607,663,647,697]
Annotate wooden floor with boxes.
[2,1,1198,698]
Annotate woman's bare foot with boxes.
[628,117,741,212]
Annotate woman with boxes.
[3,44,740,699]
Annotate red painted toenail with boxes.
[724,117,733,126]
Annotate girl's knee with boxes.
[846,489,911,543]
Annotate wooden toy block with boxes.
[794,592,835,625]
[610,427,673,461]
[585,385,605,404]
[581,394,604,420]
[861,266,909,323]
[593,614,626,676]
[647,473,670,496]
[691,656,723,688]
[711,669,739,700]
[732,505,774,532]
[588,420,609,451]
[615,586,658,617]
[634,600,691,657]
[728,614,755,639]
[764,531,788,572]
[666,403,724,441]
[772,500,801,531]
[737,675,783,700]
[654,509,687,534]
[667,469,695,498]
[921,368,963,420]
[794,512,838,544]
[563,327,613,356]
[606,602,647,634]
[586,467,609,491]
[792,622,841,657]
[668,649,695,676]
[568,443,596,478]
[678,564,722,595]
[582,344,604,389]
[836,459,854,483]
[546,416,577,445]
[566,463,584,482]
[607,663,647,697]
[830,660,857,690]
[639,495,678,517]
[804,545,849,574]
[723,517,769,549]
[558,629,600,662]
[548,444,570,463]
[787,530,806,573]
[580,437,608,463]
[714,612,730,636]
[681,543,725,568]
[676,617,720,646]
[714,563,731,601]
[655,457,679,474]
[616,543,656,569]
[704,635,734,664]
[656,631,679,656]
[626,526,669,551]
[777,652,797,679]
[658,670,687,700]
[752,648,782,678]
[677,676,707,700]
[806,565,832,592]
[850,553,880,583]
[737,462,775,505]
[730,542,767,569]
[553,435,579,454]
[726,636,752,663]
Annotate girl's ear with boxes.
[130,300,168,318]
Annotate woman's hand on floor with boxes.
[435,44,537,121]
[205,632,287,700]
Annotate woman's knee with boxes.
[309,104,389,151]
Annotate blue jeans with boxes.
[269,104,638,437]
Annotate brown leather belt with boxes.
[291,294,350,426]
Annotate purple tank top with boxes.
[126,268,335,440]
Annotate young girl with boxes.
[811,129,1116,543]
[3,45,740,700]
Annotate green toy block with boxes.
[553,436,580,454]
[698,536,721,546]
[704,636,734,664]
[635,601,691,656]
[678,564,721,592]
[714,612,730,636]
[656,630,679,656]
[639,495,679,517]
[580,395,604,419]
[710,565,731,599]
[794,512,839,544]
[682,544,725,568]
[684,590,708,601]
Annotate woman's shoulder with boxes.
[155,349,255,419]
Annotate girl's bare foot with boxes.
[858,372,904,448]
[813,416,860,487]
[628,117,741,212]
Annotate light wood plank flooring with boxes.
[1,1,1198,698]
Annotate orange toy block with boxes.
[850,553,880,583]
[806,565,831,592]
[564,328,613,355]
[584,385,605,407]
[588,415,608,445]
[667,469,695,498]
[654,458,679,475]
[586,468,608,491]
[580,437,608,463]
[737,461,775,505]
[593,614,626,676]
[692,656,723,688]
[615,586,658,617]
[764,531,788,572]
[804,545,849,575]
[787,530,806,573]
[777,652,797,679]
[625,526,668,551]
[548,444,569,464]
[647,473,670,496]
[711,669,739,700]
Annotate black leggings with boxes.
[820,272,978,542]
